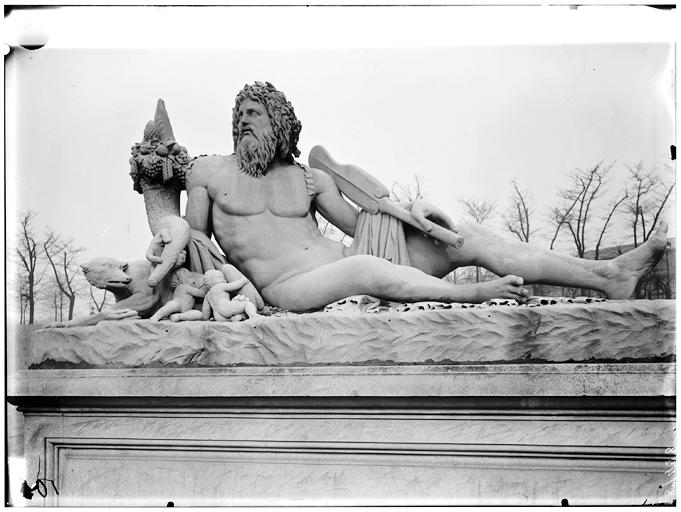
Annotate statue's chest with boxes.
[210,169,312,217]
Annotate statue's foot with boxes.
[476,275,529,303]
[601,221,668,299]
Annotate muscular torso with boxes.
[188,155,346,298]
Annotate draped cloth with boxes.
[347,210,412,266]
[185,229,227,274]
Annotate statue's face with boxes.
[236,99,272,146]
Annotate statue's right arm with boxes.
[187,285,207,299]
[184,162,212,236]
[185,185,212,237]
[220,277,249,293]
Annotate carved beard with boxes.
[235,126,278,178]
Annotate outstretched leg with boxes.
[262,255,529,311]
[405,220,668,299]
[170,310,204,322]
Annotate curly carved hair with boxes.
[232,82,302,162]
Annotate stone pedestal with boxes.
[8,300,676,506]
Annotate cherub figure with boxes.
[149,268,206,322]
[202,268,259,322]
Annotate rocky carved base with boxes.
[28,300,675,368]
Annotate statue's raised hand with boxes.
[145,215,191,286]
[408,199,458,236]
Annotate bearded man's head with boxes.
[232,81,302,177]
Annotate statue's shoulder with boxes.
[305,165,337,195]
[186,154,238,188]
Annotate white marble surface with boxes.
[18,402,675,506]
[9,363,676,398]
[27,300,675,367]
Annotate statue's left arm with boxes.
[310,168,359,237]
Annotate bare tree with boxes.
[625,162,675,248]
[390,174,427,202]
[41,278,64,322]
[621,163,675,299]
[593,193,629,260]
[503,180,533,243]
[43,232,86,321]
[550,162,624,259]
[16,211,48,324]
[16,276,30,325]
[460,197,496,226]
[90,285,110,314]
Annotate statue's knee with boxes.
[349,255,396,290]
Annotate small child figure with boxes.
[149,268,206,322]
[202,269,259,321]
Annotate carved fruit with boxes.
[156,145,169,157]
[143,121,159,141]
[140,146,150,155]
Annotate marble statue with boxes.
[43,256,182,328]
[202,269,259,322]
[149,268,206,322]
[138,81,667,313]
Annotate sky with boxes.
[3,5,677,317]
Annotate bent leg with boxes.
[150,301,181,321]
[262,255,528,311]
[244,301,259,319]
[215,300,250,321]
[405,221,668,299]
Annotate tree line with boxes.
[452,161,674,297]
[14,211,111,324]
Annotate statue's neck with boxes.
[107,286,132,301]
[265,156,290,173]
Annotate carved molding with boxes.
[9,363,676,399]
[41,432,673,506]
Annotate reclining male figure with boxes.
[154,81,667,312]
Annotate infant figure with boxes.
[149,268,206,322]
[202,268,259,321]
